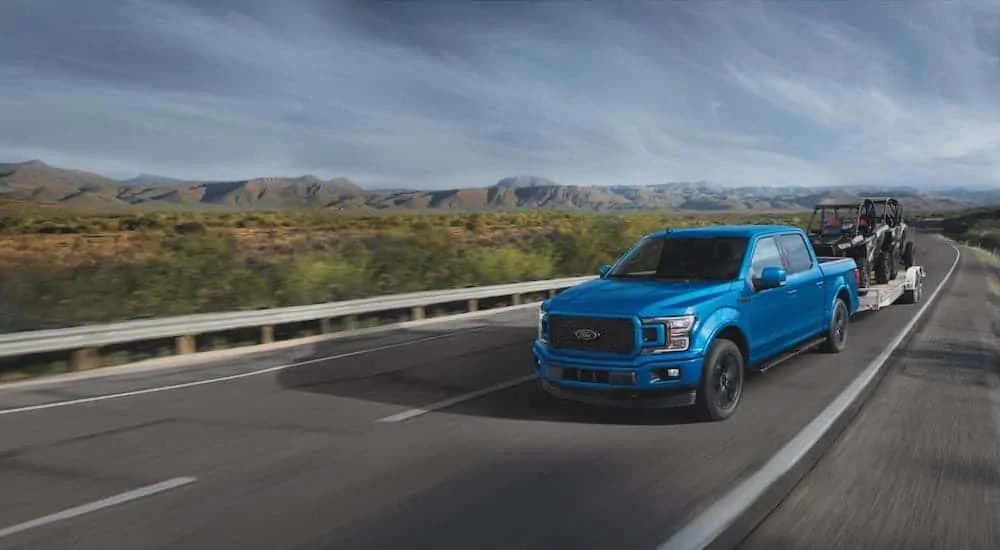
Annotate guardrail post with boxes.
[412,306,425,321]
[320,319,332,334]
[261,325,275,344]
[343,315,358,330]
[467,299,478,312]
[69,348,98,371]
[176,335,196,355]
[512,294,522,305]
[547,289,558,298]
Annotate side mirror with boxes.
[754,266,787,291]
[599,264,612,277]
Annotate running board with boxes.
[755,336,827,373]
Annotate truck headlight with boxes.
[537,309,549,343]
[640,315,695,353]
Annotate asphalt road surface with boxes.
[0,233,966,550]
[741,243,1000,550]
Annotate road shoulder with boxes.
[740,245,1000,550]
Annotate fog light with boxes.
[651,367,682,382]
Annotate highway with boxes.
[0,233,975,550]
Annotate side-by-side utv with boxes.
[806,197,914,290]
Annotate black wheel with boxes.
[902,241,915,268]
[888,248,900,280]
[857,257,872,289]
[694,338,744,421]
[874,251,891,284]
[821,299,850,353]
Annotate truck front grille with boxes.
[548,315,635,355]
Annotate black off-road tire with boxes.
[874,251,891,284]
[821,299,850,353]
[889,247,900,280]
[902,241,915,269]
[857,257,872,290]
[694,338,744,421]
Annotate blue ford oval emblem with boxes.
[574,328,599,341]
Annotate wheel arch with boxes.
[712,324,749,369]
[835,285,854,313]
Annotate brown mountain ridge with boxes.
[0,160,995,213]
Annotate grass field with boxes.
[0,206,813,332]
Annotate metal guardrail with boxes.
[0,275,597,369]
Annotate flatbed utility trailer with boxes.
[857,264,925,312]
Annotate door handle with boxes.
[786,288,798,295]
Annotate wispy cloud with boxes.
[1,0,998,189]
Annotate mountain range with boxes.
[1,160,997,213]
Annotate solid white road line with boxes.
[0,477,197,540]
[0,328,489,417]
[377,374,538,423]
[657,242,962,550]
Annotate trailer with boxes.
[857,264,925,312]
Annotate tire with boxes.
[694,338,744,421]
[821,299,850,353]
[900,273,922,304]
[902,241,915,269]
[857,257,872,289]
[874,251,891,284]
[888,248,900,280]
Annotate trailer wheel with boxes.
[821,299,850,353]
[900,273,922,304]
[694,338,744,421]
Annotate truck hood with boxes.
[547,278,737,317]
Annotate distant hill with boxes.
[1,160,996,213]
[0,161,365,211]
[120,174,187,187]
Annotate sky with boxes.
[1,0,999,190]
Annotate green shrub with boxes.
[0,210,809,331]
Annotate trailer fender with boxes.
[903,265,925,291]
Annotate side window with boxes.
[749,237,783,281]
[777,234,813,275]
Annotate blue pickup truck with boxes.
[533,224,861,420]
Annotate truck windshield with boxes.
[607,236,749,281]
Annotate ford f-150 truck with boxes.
[533,224,869,421]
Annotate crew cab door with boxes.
[743,235,792,363]
[776,232,827,340]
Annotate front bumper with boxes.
[532,341,705,408]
